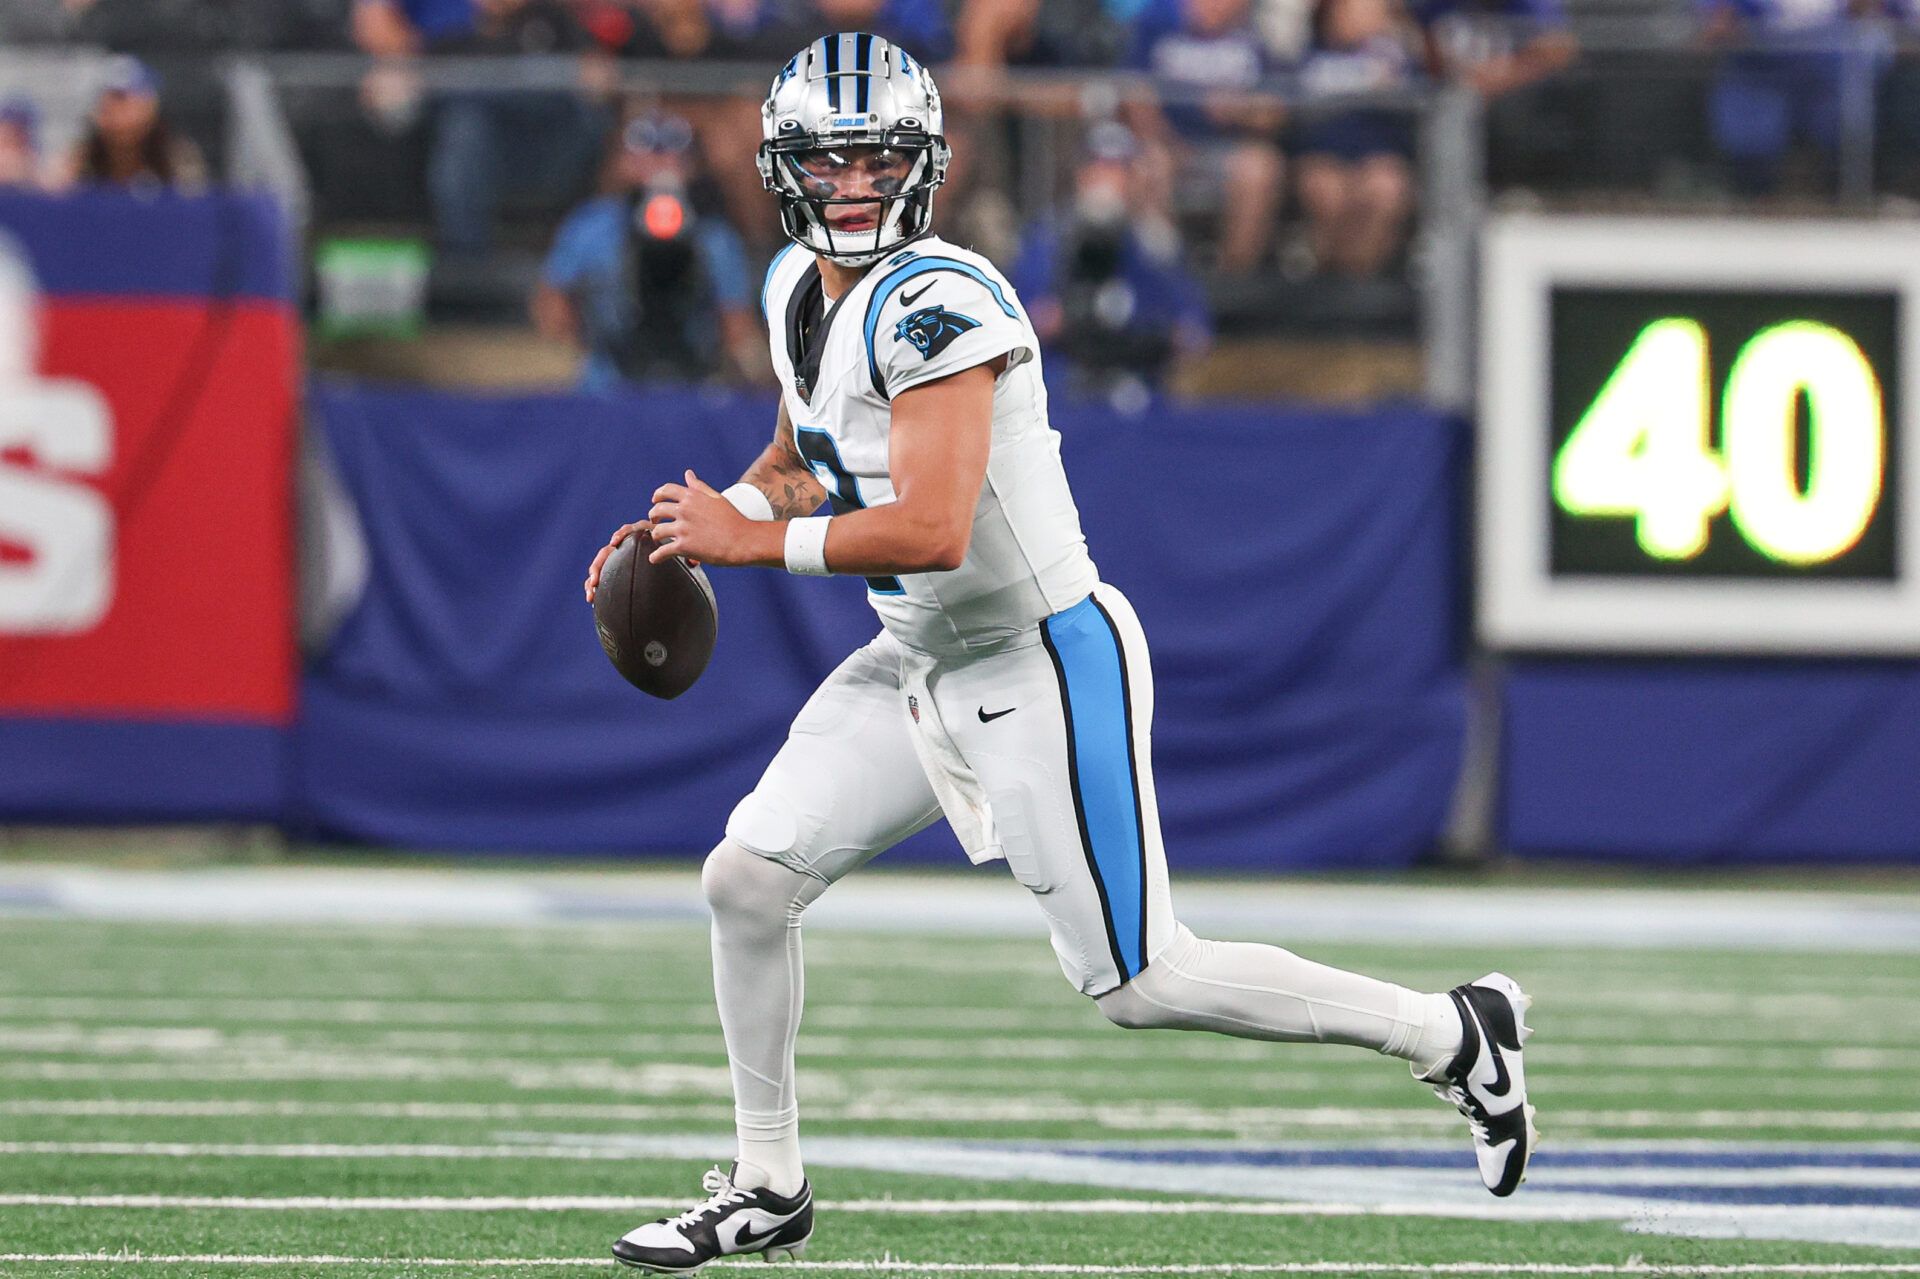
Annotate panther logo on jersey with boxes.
[894,304,979,361]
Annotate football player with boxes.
[584,33,1537,1275]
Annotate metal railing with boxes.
[40,35,1920,410]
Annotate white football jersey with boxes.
[763,235,1100,656]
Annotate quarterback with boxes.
[584,33,1537,1275]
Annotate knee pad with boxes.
[1095,981,1164,1031]
[701,838,809,928]
[1092,923,1201,1030]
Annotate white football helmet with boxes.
[757,33,951,267]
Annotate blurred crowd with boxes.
[9,0,1920,395]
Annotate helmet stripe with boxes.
[854,33,872,114]
[823,35,840,110]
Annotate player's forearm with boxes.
[819,501,970,576]
[730,504,964,576]
[739,443,827,521]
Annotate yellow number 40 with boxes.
[1552,318,1885,565]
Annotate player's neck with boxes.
[815,254,873,302]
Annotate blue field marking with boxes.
[559,1134,1920,1248]
[1077,1146,1920,1170]
[1552,1183,1920,1207]
[0,885,57,912]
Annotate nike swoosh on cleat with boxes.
[1478,1036,1515,1103]
[733,1220,790,1249]
[977,706,1015,723]
[1463,989,1521,1103]
[900,281,936,307]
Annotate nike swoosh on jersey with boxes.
[899,280,936,307]
[977,706,1015,723]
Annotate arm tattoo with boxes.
[741,401,827,520]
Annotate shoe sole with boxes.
[614,1236,811,1275]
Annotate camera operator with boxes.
[534,111,758,390]
[1010,122,1212,410]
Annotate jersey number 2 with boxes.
[795,426,904,595]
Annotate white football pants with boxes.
[704,585,1461,1191]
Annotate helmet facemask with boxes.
[758,130,948,267]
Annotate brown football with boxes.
[592,529,718,699]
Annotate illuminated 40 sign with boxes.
[1480,215,1920,654]
[1549,290,1897,580]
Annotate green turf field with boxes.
[2,891,1918,1277]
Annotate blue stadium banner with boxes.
[1503,660,1920,864]
[296,386,1470,869]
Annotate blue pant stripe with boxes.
[1042,594,1146,982]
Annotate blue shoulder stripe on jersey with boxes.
[854,32,872,113]
[824,34,840,110]
[760,243,798,322]
[863,257,1021,398]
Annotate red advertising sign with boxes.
[0,194,297,725]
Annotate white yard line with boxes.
[0,1194,1635,1216]
[8,1098,1920,1134]
[6,864,1919,952]
[4,1005,1917,1053]
[0,1140,700,1160]
[0,1190,1918,1213]
[5,1021,1919,1071]
[1,1256,1919,1274]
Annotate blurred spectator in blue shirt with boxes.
[534,112,759,390]
[812,0,952,61]
[1408,0,1574,186]
[956,0,1143,72]
[1699,0,1884,195]
[1011,122,1211,408]
[353,0,479,50]
[0,100,51,192]
[1410,0,1572,96]
[1126,0,1289,272]
[352,0,612,255]
[1295,0,1418,278]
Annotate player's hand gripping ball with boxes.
[588,526,717,699]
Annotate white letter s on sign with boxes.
[0,383,116,635]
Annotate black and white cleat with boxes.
[1421,971,1539,1197]
[613,1165,813,1275]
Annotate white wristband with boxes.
[721,483,774,522]
[784,515,833,577]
